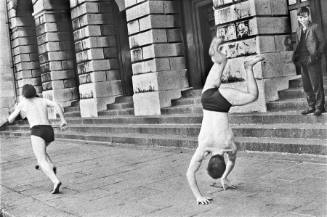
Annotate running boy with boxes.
[0,84,67,194]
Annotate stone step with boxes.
[171,97,201,107]
[15,111,327,126]
[107,102,134,110]
[98,108,134,116]
[229,111,327,124]
[289,77,303,89]
[64,106,80,113]
[63,111,81,118]
[64,107,134,117]
[288,77,327,89]
[235,136,327,155]
[181,88,202,98]
[278,87,327,100]
[114,96,133,103]
[71,100,80,107]
[1,130,326,155]
[232,123,327,139]
[52,115,203,125]
[161,105,203,115]
[7,122,327,139]
[267,97,327,111]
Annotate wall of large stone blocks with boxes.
[7,0,42,97]
[213,0,297,112]
[33,0,78,109]
[70,0,123,117]
[126,0,189,115]
[0,0,16,121]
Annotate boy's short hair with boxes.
[297,6,310,16]
[207,154,226,179]
[22,84,37,98]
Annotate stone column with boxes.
[214,0,297,113]
[126,0,189,116]
[32,0,78,108]
[7,0,42,96]
[70,0,123,117]
[0,0,16,121]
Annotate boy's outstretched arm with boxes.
[45,99,67,128]
[0,103,22,129]
[186,148,212,205]
[7,103,22,123]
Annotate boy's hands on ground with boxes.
[196,196,213,205]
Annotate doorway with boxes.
[114,7,133,96]
[182,0,215,89]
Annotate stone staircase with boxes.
[1,77,326,155]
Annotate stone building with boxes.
[0,0,326,118]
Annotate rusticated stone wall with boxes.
[126,0,189,115]
[213,0,297,113]
[1,0,16,121]
[32,0,78,110]
[8,0,42,97]
[70,0,123,117]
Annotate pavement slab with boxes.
[1,136,327,217]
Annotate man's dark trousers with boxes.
[299,61,325,110]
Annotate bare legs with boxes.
[35,153,56,174]
[244,56,265,100]
[31,136,61,194]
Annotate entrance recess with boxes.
[182,0,215,88]
[114,6,133,96]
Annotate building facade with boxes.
[0,0,326,118]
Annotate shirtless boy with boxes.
[186,37,264,205]
[1,84,67,194]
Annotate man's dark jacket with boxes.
[293,22,326,64]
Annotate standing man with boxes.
[292,6,326,116]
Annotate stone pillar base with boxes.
[80,97,116,117]
[133,90,181,116]
[79,80,122,117]
[132,69,188,116]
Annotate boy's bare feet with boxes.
[51,181,61,194]
[244,55,265,69]
[220,178,237,191]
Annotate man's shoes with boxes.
[314,109,325,116]
[301,108,315,115]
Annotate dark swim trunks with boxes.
[201,88,232,113]
[30,125,54,143]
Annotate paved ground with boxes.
[1,136,327,217]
